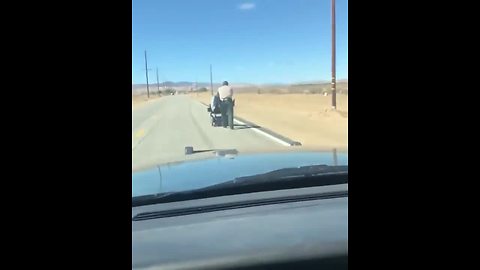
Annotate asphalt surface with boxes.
[132,95,287,170]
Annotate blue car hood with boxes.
[132,150,347,198]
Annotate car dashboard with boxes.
[132,184,348,270]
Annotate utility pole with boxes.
[331,0,336,109]
[144,50,150,98]
[210,64,214,96]
[156,67,160,92]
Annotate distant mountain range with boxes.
[132,81,207,89]
[132,79,347,90]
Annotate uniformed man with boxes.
[217,81,234,129]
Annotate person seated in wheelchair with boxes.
[209,92,221,113]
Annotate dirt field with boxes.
[188,92,348,149]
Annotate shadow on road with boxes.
[186,148,238,157]
[234,124,261,130]
[191,150,214,154]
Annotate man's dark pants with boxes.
[220,98,234,129]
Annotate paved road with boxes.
[132,95,286,170]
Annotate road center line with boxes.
[134,129,145,138]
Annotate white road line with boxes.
[233,118,291,147]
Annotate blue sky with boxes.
[132,0,348,84]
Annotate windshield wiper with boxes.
[234,164,347,181]
[132,165,348,207]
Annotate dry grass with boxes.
[132,94,163,108]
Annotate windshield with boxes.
[132,0,348,189]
